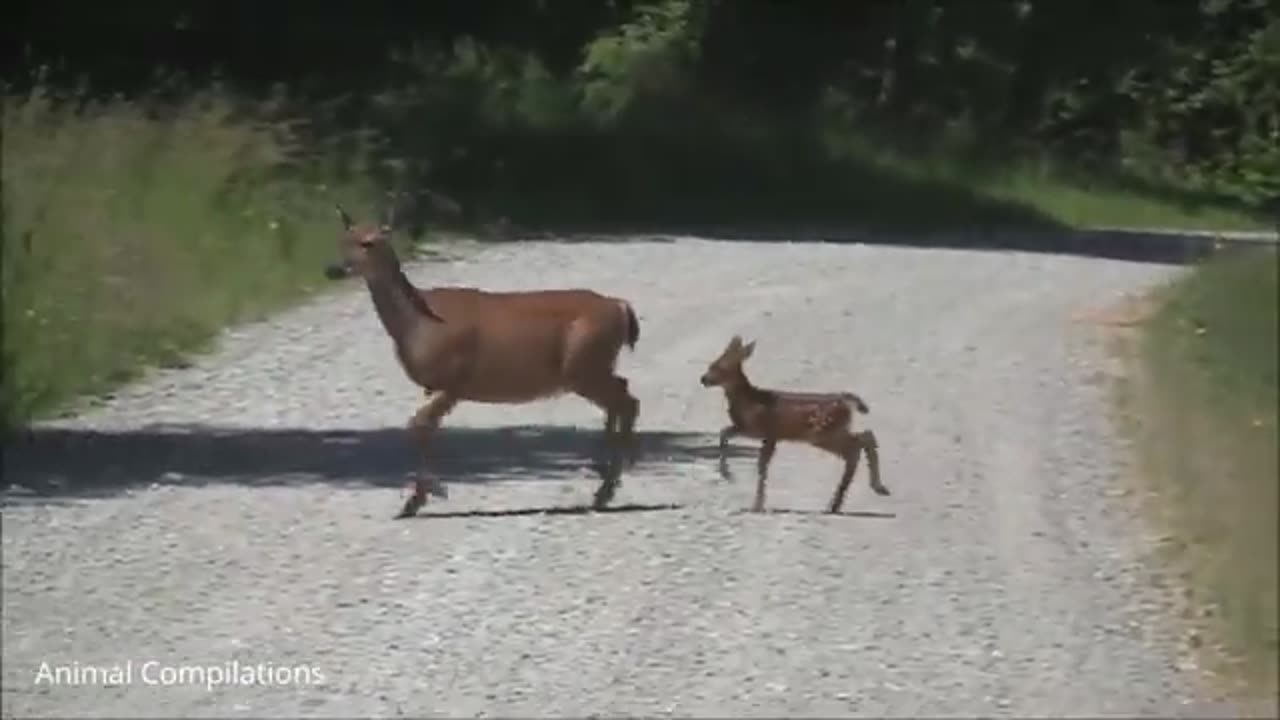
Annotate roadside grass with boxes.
[1120,245,1278,700]
[815,128,1271,233]
[976,168,1267,232]
[402,110,1272,236]
[1,85,381,429]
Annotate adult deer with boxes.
[325,204,641,518]
[700,336,887,513]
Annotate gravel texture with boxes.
[1,237,1262,718]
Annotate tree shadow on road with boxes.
[408,502,686,520]
[1,423,750,505]
[495,223,1273,266]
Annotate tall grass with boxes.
[1,85,380,427]
[1127,246,1278,697]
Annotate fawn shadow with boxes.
[1,423,752,505]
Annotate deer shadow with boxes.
[727,508,897,519]
[1,423,753,506]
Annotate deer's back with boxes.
[421,286,619,324]
[412,286,628,402]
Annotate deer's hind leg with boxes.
[816,428,887,515]
[398,390,459,519]
[573,374,639,509]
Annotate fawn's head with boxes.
[700,335,755,388]
[325,204,401,281]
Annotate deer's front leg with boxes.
[752,438,777,513]
[717,425,738,481]
[397,390,459,519]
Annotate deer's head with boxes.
[325,204,401,281]
[700,335,755,387]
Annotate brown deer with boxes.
[325,204,641,519]
[699,336,887,514]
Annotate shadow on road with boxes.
[2,424,750,504]
[520,224,1275,266]
[728,508,897,519]
[408,502,685,520]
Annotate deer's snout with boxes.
[700,373,716,387]
[324,262,352,280]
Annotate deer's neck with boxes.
[722,369,762,406]
[366,267,436,347]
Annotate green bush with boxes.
[1,83,379,427]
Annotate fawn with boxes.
[700,336,887,513]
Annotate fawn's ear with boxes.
[726,335,743,353]
[740,340,756,359]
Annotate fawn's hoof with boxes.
[872,484,891,497]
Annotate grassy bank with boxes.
[375,103,1271,236]
[1121,246,1278,698]
[1,86,380,428]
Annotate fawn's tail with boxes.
[844,393,870,414]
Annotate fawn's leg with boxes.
[575,375,638,508]
[817,431,861,514]
[751,439,777,513]
[717,426,737,480]
[398,390,459,519]
[818,429,887,514]
[859,429,888,496]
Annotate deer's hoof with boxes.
[395,498,425,519]
[592,487,617,510]
[872,484,891,497]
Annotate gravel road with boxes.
[1,236,1262,718]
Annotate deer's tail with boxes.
[844,393,870,414]
[622,301,640,350]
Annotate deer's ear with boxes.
[740,340,756,359]
[335,204,354,230]
[378,201,397,233]
[726,335,742,352]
